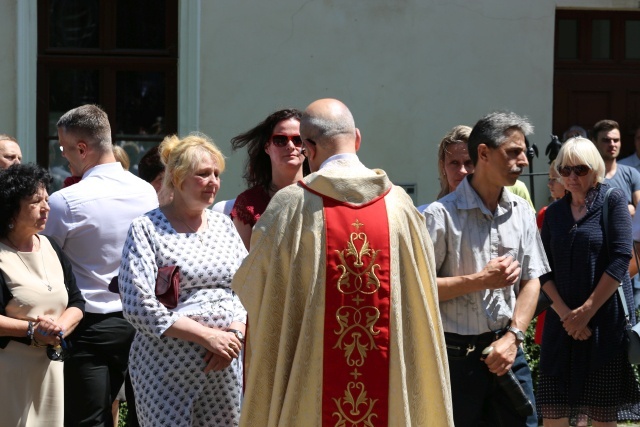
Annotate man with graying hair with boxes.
[0,134,22,169]
[233,98,454,426]
[425,111,549,426]
[44,104,157,426]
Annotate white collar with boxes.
[319,153,360,170]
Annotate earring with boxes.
[8,223,14,229]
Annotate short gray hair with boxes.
[468,111,534,164]
[57,105,112,151]
[0,134,18,144]
[301,110,355,143]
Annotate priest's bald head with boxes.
[300,98,362,172]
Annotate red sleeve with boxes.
[536,206,547,230]
[230,186,271,227]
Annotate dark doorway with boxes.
[37,0,178,188]
[553,9,640,156]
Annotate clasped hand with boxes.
[481,255,521,290]
[202,329,243,373]
[34,315,64,346]
[561,307,592,341]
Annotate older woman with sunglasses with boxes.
[0,163,84,426]
[230,109,306,249]
[537,137,640,426]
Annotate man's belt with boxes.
[444,331,503,358]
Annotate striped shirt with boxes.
[425,175,550,335]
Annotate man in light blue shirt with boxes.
[618,125,640,171]
[593,120,640,216]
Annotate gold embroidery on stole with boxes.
[332,220,382,427]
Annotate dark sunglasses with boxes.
[271,134,303,147]
[47,337,72,362]
[557,164,591,177]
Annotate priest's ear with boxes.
[355,128,361,152]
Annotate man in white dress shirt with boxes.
[44,104,158,426]
[425,111,549,427]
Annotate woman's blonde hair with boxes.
[437,125,472,199]
[112,145,130,170]
[158,133,225,191]
[555,137,605,185]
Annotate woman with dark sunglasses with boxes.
[537,137,640,426]
[0,163,85,426]
[230,109,307,250]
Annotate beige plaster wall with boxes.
[197,0,557,208]
[0,0,17,139]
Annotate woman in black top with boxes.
[537,137,640,426]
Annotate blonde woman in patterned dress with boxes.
[120,133,247,427]
[0,164,85,427]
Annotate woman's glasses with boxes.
[271,135,303,147]
[557,164,591,177]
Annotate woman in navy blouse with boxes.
[537,137,640,426]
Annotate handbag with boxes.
[534,288,553,318]
[155,265,180,309]
[602,187,640,364]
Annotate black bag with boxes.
[534,288,553,318]
[603,187,640,364]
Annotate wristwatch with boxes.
[506,326,525,345]
[227,328,245,344]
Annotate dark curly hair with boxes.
[231,108,303,190]
[0,163,52,238]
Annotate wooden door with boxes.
[553,10,640,157]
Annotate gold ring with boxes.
[228,343,235,350]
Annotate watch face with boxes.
[509,327,525,342]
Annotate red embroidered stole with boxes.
[319,192,391,427]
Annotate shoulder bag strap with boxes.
[603,188,633,324]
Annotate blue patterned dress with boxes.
[120,208,247,427]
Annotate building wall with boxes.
[197,0,557,208]
[0,0,17,138]
[14,0,630,207]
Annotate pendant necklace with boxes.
[6,236,52,292]
[175,215,205,244]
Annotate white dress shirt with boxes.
[44,162,158,313]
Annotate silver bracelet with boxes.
[27,321,34,341]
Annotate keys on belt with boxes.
[446,343,476,356]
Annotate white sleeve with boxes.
[42,192,72,248]
[119,218,180,338]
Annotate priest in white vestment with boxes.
[232,98,453,427]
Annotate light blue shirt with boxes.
[618,153,640,171]
[604,163,640,205]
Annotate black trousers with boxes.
[445,332,538,427]
[64,312,135,427]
